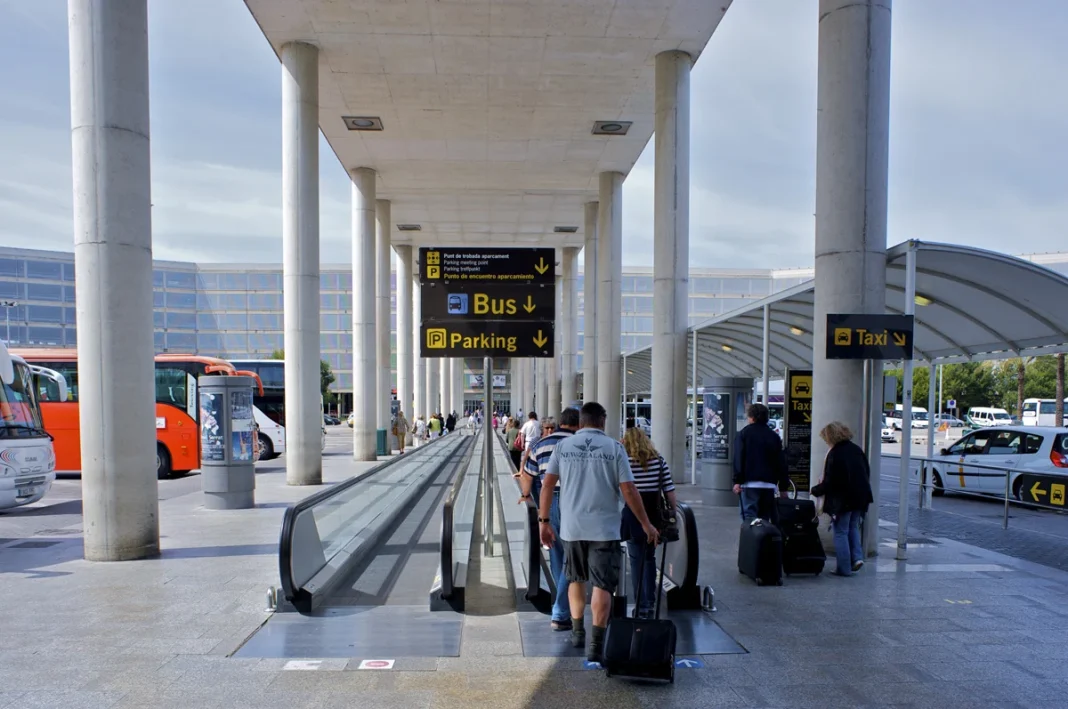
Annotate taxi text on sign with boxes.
[826,314,915,361]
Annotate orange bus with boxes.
[13,349,262,479]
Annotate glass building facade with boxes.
[7,245,1061,397]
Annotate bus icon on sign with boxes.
[447,293,468,315]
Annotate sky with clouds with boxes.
[1,0,1066,269]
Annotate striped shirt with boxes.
[525,430,573,490]
[629,454,676,493]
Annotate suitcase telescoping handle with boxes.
[633,539,670,620]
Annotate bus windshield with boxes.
[0,362,47,437]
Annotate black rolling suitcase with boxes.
[602,542,677,682]
[777,498,826,576]
[738,518,783,586]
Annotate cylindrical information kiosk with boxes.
[698,376,754,507]
[199,375,256,510]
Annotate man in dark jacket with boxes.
[732,403,789,523]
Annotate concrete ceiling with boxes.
[243,0,732,247]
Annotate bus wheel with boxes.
[258,433,275,461]
[156,444,173,480]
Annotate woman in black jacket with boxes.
[811,421,874,577]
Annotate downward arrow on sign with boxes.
[523,295,536,313]
[534,257,550,275]
[533,330,548,348]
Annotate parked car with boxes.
[887,405,928,430]
[324,414,341,426]
[932,413,965,427]
[347,412,355,428]
[916,426,1068,500]
[966,407,1013,428]
[881,417,896,442]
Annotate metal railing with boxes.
[909,455,1068,530]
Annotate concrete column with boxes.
[651,50,691,479]
[535,359,548,419]
[582,202,599,401]
[351,167,377,461]
[375,200,392,433]
[597,172,624,438]
[395,245,413,420]
[279,41,323,483]
[427,357,440,414]
[561,246,579,407]
[510,358,522,416]
[412,252,427,420]
[810,0,892,491]
[440,358,450,416]
[68,0,158,560]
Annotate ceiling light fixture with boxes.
[553,226,579,233]
[342,116,384,131]
[721,344,733,352]
[592,120,633,136]
[915,295,933,306]
[397,224,422,232]
[790,326,804,336]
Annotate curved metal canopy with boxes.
[617,241,1068,396]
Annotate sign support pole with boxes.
[923,362,937,510]
[690,331,698,486]
[482,357,494,557]
[761,304,770,405]
[896,244,917,560]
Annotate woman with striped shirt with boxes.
[620,427,678,619]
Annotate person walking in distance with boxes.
[520,410,578,630]
[539,402,659,664]
[732,403,789,524]
[392,409,409,454]
[811,421,874,577]
[519,410,541,472]
[412,415,427,447]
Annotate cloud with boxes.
[1,0,1067,269]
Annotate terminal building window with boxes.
[153,270,166,287]
[248,293,280,311]
[248,313,280,330]
[154,332,164,350]
[165,271,196,290]
[26,260,63,280]
[249,273,282,290]
[63,307,76,325]
[218,313,248,330]
[0,281,23,299]
[218,273,249,291]
[223,333,248,352]
[63,286,76,303]
[166,312,197,330]
[166,333,196,351]
[154,291,165,308]
[28,326,63,346]
[248,333,282,351]
[28,305,63,323]
[166,292,196,309]
[65,328,76,346]
[27,283,63,302]
[197,333,222,352]
[0,259,23,278]
[321,294,339,310]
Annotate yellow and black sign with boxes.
[421,283,555,322]
[421,321,554,358]
[419,247,554,283]
[826,314,914,361]
[1017,473,1068,507]
[784,369,813,493]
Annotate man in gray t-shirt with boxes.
[540,401,659,664]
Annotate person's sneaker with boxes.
[570,628,586,648]
[551,619,572,632]
[853,560,864,572]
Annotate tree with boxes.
[267,348,335,396]
[1057,354,1065,427]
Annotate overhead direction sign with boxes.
[419,247,555,283]
[421,283,555,322]
[826,314,915,361]
[421,321,554,358]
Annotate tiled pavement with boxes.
[3,435,1068,708]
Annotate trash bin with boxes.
[199,375,256,510]
[376,428,388,456]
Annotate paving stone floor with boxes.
[2,432,1068,708]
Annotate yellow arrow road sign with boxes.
[1031,481,1047,498]
[523,295,536,313]
[892,332,907,346]
[534,257,550,275]
[532,330,548,348]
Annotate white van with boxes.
[886,404,928,430]
[1021,398,1068,427]
[967,407,1013,428]
[254,406,285,460]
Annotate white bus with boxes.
[0,341,63,511]
[1021,398,1068,427]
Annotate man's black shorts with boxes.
[564,540,621,592]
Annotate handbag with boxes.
[656,455,680,543]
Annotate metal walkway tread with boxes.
[234,606,464,658]
[517,610,746,657]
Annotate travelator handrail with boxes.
[437,462,465,601]
[900,454,1068,531]
[496,429,703,611]
[278,433,457,612]
[434,435,479,609]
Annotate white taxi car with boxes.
[920,426,1068,500]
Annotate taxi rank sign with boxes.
[419,247,555,358]
[825,314,915,360]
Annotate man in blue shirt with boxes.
[540,401,659,663]
[520,409,578,631]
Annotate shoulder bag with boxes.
[657,455,680,543]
